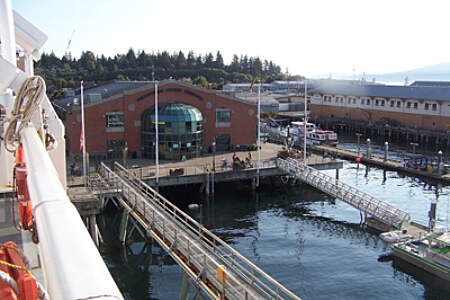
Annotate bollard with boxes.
[384,142,389,162]
[438,150,443,174]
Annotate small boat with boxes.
[392,231,450,282]
[289,121,338,146]
[380,229,413,243]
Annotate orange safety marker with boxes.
[15,145,33,230]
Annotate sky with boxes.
[12,0,450,77]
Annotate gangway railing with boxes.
[94,161,301,300]
[277,158,410,229]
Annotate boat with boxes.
[380,229,413,243]
[392,230,450,281]
[289,121,338,146]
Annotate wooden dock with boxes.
[313,144,450,183]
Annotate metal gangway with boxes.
[90,161,301,300]
[277,158,410,229]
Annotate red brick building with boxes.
[65,80,258,159]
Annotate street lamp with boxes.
[212,139,216,172]
[212,139,216,195]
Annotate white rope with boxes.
[3,76,46,152]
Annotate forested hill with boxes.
[36,49,300,97]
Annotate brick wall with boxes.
[66,82,257,155]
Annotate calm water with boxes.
[99,143,450,300]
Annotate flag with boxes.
[250,77,256,93]
[80,128,83,151]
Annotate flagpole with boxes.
[80,81,87,185]
[257,81,261,187]
[155,81,159,190]
[304,80,307,165]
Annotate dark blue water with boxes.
[99,144,450,300]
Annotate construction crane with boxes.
[64,29,75,60]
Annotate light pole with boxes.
[212,139,216,172]
[212,139,216,195]
[356,133,363,157]
[257,81,261,187]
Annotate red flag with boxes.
[80,128,83,151]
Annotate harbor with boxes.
[98,152,450,299]
[1,1,449,299]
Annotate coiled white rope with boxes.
[3,76,46,152]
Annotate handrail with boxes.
[102,161,301,300]
[278,157,410,228]
[102,164,255,299]
[21,127,123,299]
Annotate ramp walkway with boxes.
[277,158,410,229]
[89,162,300,300]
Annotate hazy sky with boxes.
[12,0,450,77]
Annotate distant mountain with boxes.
[314,62,450,83]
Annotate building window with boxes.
[361,99,365,105]
[347,98,351,104]
[106,112,124,128]
[397,101,401,108]
[390,101,394,107]
[353,98,356,104]
[366,99,371,105]
[216,108,231,127]
[375,99,379,106]
[424,103,429,110]
[413,102,418,109]
[407,102,411,108]
[432,103,437,111]
[381,100,385,106]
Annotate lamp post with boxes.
[212,139,216,195]
[257,81,261,187]
[356,133,363,157]
[155,81,159,190]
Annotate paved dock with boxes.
[124,143,343,185]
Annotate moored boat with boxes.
[392,231,450,282]
[289,121,338,146]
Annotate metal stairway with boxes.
[277,158,410,229]
[90,161,301,300]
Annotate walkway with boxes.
[277,157,411,229]
[89,162,301,300]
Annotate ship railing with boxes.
[20,127,123,299]
[278,158,410,228]
[98,161,301,300]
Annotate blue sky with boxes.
[12,0,450,77]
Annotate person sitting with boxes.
[246,153,252,167]
[233,152,240,162]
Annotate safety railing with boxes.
[127,159,279,180]
[97,161,301,300]
[278,158,410,228]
